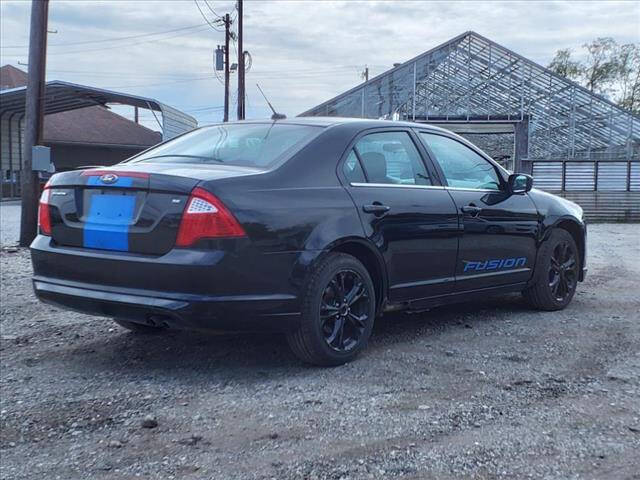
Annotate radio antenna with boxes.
[256,83,286,120]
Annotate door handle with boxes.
[363,203,391,215]
[461,205,482,217]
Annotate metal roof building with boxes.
[300,32,640,221]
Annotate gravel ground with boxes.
[1,223,639,480]
[1,201,20,247]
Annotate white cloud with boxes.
[1,0,638,126]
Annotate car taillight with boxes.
[38,186,52,236]
[175,187,245,247]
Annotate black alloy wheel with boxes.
[287,253,376,366]
[523,228,579,311]
[320,269,370,352]
[548,241,578,302]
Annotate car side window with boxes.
[419,133,502,191]
[342,149,366,183]
[354,131,431,185]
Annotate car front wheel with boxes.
[523,228,579,311]
[287,253,376,366]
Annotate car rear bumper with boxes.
[33,277,300,331]
[30,235,302,332]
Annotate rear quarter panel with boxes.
[202,124,367,287]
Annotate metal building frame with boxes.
[0,80,198,142]
[0,81,198,199]
[300,31,640,168]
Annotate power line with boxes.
[213,66,225,86]
[203,0,223,20]
[45,69,205,79]
[102,75,217,89]
[52,65,356,84]
[40,25,212,56]
[185,106,225,113]
[44,65,360,77]
[98,69,360,89]
[1,22,209,49]
[194,0,224,32]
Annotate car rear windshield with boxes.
[128,123,322,169]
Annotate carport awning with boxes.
[0,80,197,140]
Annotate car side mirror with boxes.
[508,173,533,194]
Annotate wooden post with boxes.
[224,14,230,122]
[20,0,49,247]
[236,0,245,120]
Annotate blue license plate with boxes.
[83,193,136,251]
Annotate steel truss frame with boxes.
[300,32,639,161]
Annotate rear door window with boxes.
[354,131,431,185]
[343,150,366,183]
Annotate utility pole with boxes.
[223,13,231,122]
[362,65,369,82]
[236,0,245,120]
[20,0,49,247]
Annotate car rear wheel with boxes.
[112,318,164,334]
[287,253,376,366]
[523,229,579,311]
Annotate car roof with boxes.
[217,116,451,133]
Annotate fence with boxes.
[524,159,640,222]
[527,160,639,192]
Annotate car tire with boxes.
[287,253,376,366]
[112,318,164,334]
[523,228,579,311]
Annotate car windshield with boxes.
[128,123,322,168]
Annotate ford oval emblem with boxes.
[100,173,119,184]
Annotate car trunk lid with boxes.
[45,164,259,255]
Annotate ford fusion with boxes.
[31,118,586,366]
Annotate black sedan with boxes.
[31,118,586,366]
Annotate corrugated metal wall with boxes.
[159,104,198,141]
[631,163,640,191]
[598,162,630,191]
[0,115,23,197]
[532,160,640,222]
[565,163,595,191]
[559,191,640,223]
[532,163,563,191]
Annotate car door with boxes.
[417,131,539,292]
[341,129,459,302]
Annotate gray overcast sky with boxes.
[1,0,639,128]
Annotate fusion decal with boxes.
[463,257,527,272]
